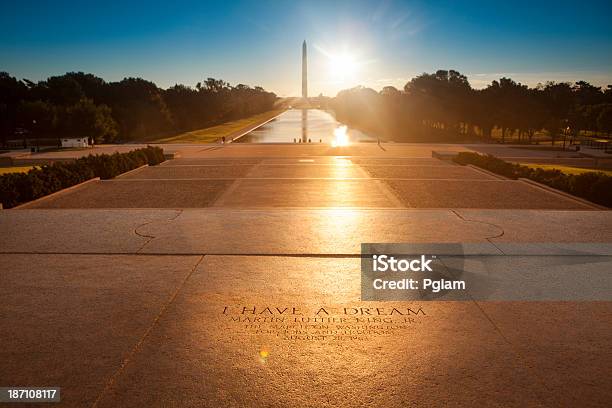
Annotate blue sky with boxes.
[1,0,611,96]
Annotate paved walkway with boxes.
[1,143,611,407]
[20,153,594,210]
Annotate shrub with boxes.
[453,152,611,208]
[0,146,165,208]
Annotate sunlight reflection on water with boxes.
[331,125,350,147]
[236,109,374,143]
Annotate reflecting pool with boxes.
[236,109,374,144]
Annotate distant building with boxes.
[61,138,89,148]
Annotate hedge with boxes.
[453,152,612,208]
[0,146,165,208]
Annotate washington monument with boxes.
[302,40,307,98]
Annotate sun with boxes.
[329,54,357,78]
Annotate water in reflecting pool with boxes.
[236,109,374,144]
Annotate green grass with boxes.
[487,128,610,145]
[513,145,570,151]
[519,163,612,176]
[147,109,284,144]
[0,166,36,175]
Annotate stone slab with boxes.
[175,143,470,158]
[163,158,262,166]
[350,158,452,166]
[456,210,612,243]
[0,209,179,253]
[385,179,594,209]
[139,209,499,254]
[362,165,496,179]
[119,165,254,179]
[23,180,233,209]
[492,242,612,255]
[93,256,551,407]
[0,254,202,408]
[214,179,401,208]
[3,209,611,255]
[260,157,355,165]
[1,253,609,407]
[474,302,612,407]
[438,254,612,300]
[246,163,368,178]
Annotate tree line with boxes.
[332,70,612,144]
[0,72,277,145]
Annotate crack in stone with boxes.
[451,209,505,241]
[470,299,555,404]
[134,210,183,253]
[90,254,204,408]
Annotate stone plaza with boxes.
[1,142,611,407]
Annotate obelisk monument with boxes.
[302,40,307,99]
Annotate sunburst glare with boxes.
[329,54,357,79]
[331,125,350,147]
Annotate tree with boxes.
[0,72,28,145]
[404,69,472,138]
[64,72,107,103]
[17,100,57,139]
[380,86,401,97]
[331,71,610,145]
[0,71,278,144]
[59,98,118,143]
[597,105,612,136]
[202,78,230,93]
[38,75,85,105]
[573,81,602,106]
[541,82,573,146]
[106,78,173,140]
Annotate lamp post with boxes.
[33,119,40,152]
